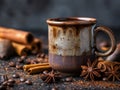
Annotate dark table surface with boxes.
[0,30,120,90]
[0,55,120,90]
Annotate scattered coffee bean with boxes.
[9,62,16,67]
[44,58,48,63]
[8,79,15,84]
[51,86,58,90]
[43,70,48,74]
[30,60,37,64]
[18,58,24,63]
[33,59,39,63]
[40,53,45,58]
[37,58,44,63]
[16,65,23,70]
[36,53,41,58]
[0,75,8,84]
[7,82,14,87]
[20,78,26,82]
[2,81,8,86]
[103,77,107,81]
[25,59,31,64]
[25,80,32,85]
[45,55,48,59]
[20,55,27,60]
[65,77,73,82]
[0,85,6,90]
[12,74,20,78]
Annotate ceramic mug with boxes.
[46,17,116,73]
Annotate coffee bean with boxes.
[20,55,27,60]
[18,58,24,63]
[33,59,39,63]
[40,83,44,86]
[65,77,73,82]
[103,77,107,81]
[2,81,8,86]
[25,59,31,64]
[8,79,15,84]
[16,65,23,70]
[0,85,6,90]
[37,58,44,63]
[30,60,37,64]
[9,62,16,67]
[36,53,41,58]
[45,55,48,59]
[44,58,48,63]
[12,74,20,78]
[40,53,45,58]
[0,75,8,83]
[7,82,14,87]
[25,80,32,85]
[51,86,58,90]
[43,70,48,74]
[20,78,26,82]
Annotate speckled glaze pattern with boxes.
[48,25,94,56]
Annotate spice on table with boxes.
[40,70,61,83]
[65,77,73,82]
[104,65,120,81]
[8,78,15,84]
[0,75,8,84]
[23,63,52,74]
[9,62,16,67]
[16,65,23,70]
[23,63,49,71]
[12,73,20,78]
[12,42,31,56]
[80,59,101,81]
[31,38,42,54]
[25,80,33,85]
[97,60,120,72]
[0,27,34,44]
[20,78,26,82]
[27,65,51,75]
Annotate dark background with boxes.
[0,0,120,42]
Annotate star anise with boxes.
[40,70,61,83]
[80,59,101,81]
[104,65,120,81]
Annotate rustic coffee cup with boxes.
[46,17,116,74]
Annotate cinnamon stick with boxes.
[97,60,120,72]
[12,42,31,56]
[27,65,51,74]
[0,27,34,44]
[31,38,42,54]
[97,60,107,72]
[23,63,49,71]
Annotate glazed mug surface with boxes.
[47,17,116,73]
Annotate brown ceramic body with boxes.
[47,17,116,73]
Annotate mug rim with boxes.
[46,17,96,25]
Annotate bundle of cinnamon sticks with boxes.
[0,27,42,58]
[23,63,52,74]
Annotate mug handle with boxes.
[94,26,116,57]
